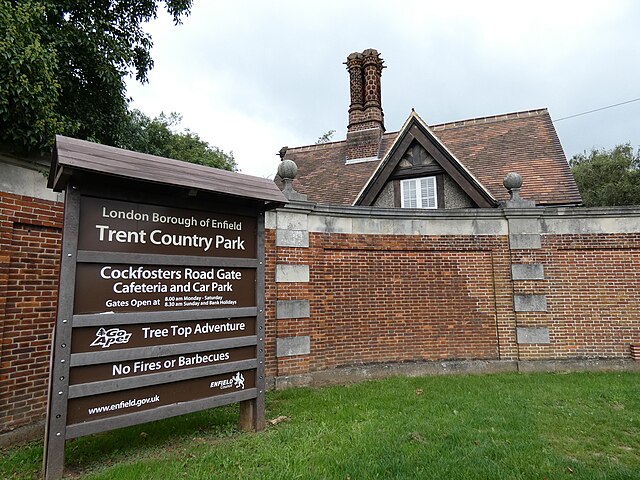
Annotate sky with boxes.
[126,0,640,179]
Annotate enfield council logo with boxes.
[210,372,245,390]
[90,327,132,348]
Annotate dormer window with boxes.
[400,177,437,209]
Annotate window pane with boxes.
[402,179,417,208]
[420,177,436,208]
[401,177,437,209]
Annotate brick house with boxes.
[265,50,638,386]
[278,49,582,208]
[3,50,640,448]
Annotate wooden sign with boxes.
[44,136,286,480]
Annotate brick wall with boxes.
[0,192,64,435]
[267,204,640,383]
[537,234,640,359]
[311,235,503,367]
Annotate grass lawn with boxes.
[2,371,639,479]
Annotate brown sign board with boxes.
[45,136,283,480]
[78,197,257,258]
[67,369,256,425]
[74,263,256,314]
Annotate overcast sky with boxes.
[126,0,640,179]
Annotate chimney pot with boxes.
[345,49,385,161]
[345,49,385,134]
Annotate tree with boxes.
[0,0,192,153]
[570,144,640,207]
[118,109,236,171]
[0,1,67,150]
[315,129,335,144]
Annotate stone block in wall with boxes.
[276,300,310,319]
[509,233,541,250]
[542,215,640,235]
[265,211,277,229]
[276,211,308,231]
[276,229,309,247]
[514,294,547,312]
[0,162,64,202]
[411,218,508,236]
[508,218,541,234]
[352,217,414,235]
[308,214,353,234]
[276,336,311,357]
[517,327,550,344]
[275,265,309,283]
[511,264,545,280]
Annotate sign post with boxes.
[44,136,285,479]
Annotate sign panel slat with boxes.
[66,388,259,439]
[72,306,258,327]
[69,336,257,366]
[78,197,257,258]
[71,317,256,353]
[69,356,258,398]
[74,264,255,314]
[67,369,256,425]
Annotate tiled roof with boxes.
[281,109,582,206]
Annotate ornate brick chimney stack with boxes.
[345,49,385,161]
[346,52,365,130]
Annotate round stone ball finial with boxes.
[277,159,298,180]
[503,172,522,191]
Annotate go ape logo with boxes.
[90,327,132,348]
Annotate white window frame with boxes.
[400,176,438,209]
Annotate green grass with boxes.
[2,372,639,479]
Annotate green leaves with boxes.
[570,144,640,207]
[0,0,66,150]
[2,1,234,170]
[315,129,336,144]
[0,1,192,153]
[119,109,236,171]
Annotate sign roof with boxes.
[49,135,287,207]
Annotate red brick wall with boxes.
[314,235,505,367]
[0,192,63,434]
[268,232,517,377]
[533,234,640,359]
[267,219,640,379]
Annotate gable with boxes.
[369,142,476,209]
[355,113,496,208]
[279,136,393,206]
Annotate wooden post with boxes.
[238,399,256,431]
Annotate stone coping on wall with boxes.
[267,201,640,236]
[272,201,640,218]
[267,202,511,237]
[266,202,640,235]
[0,156,64,202]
